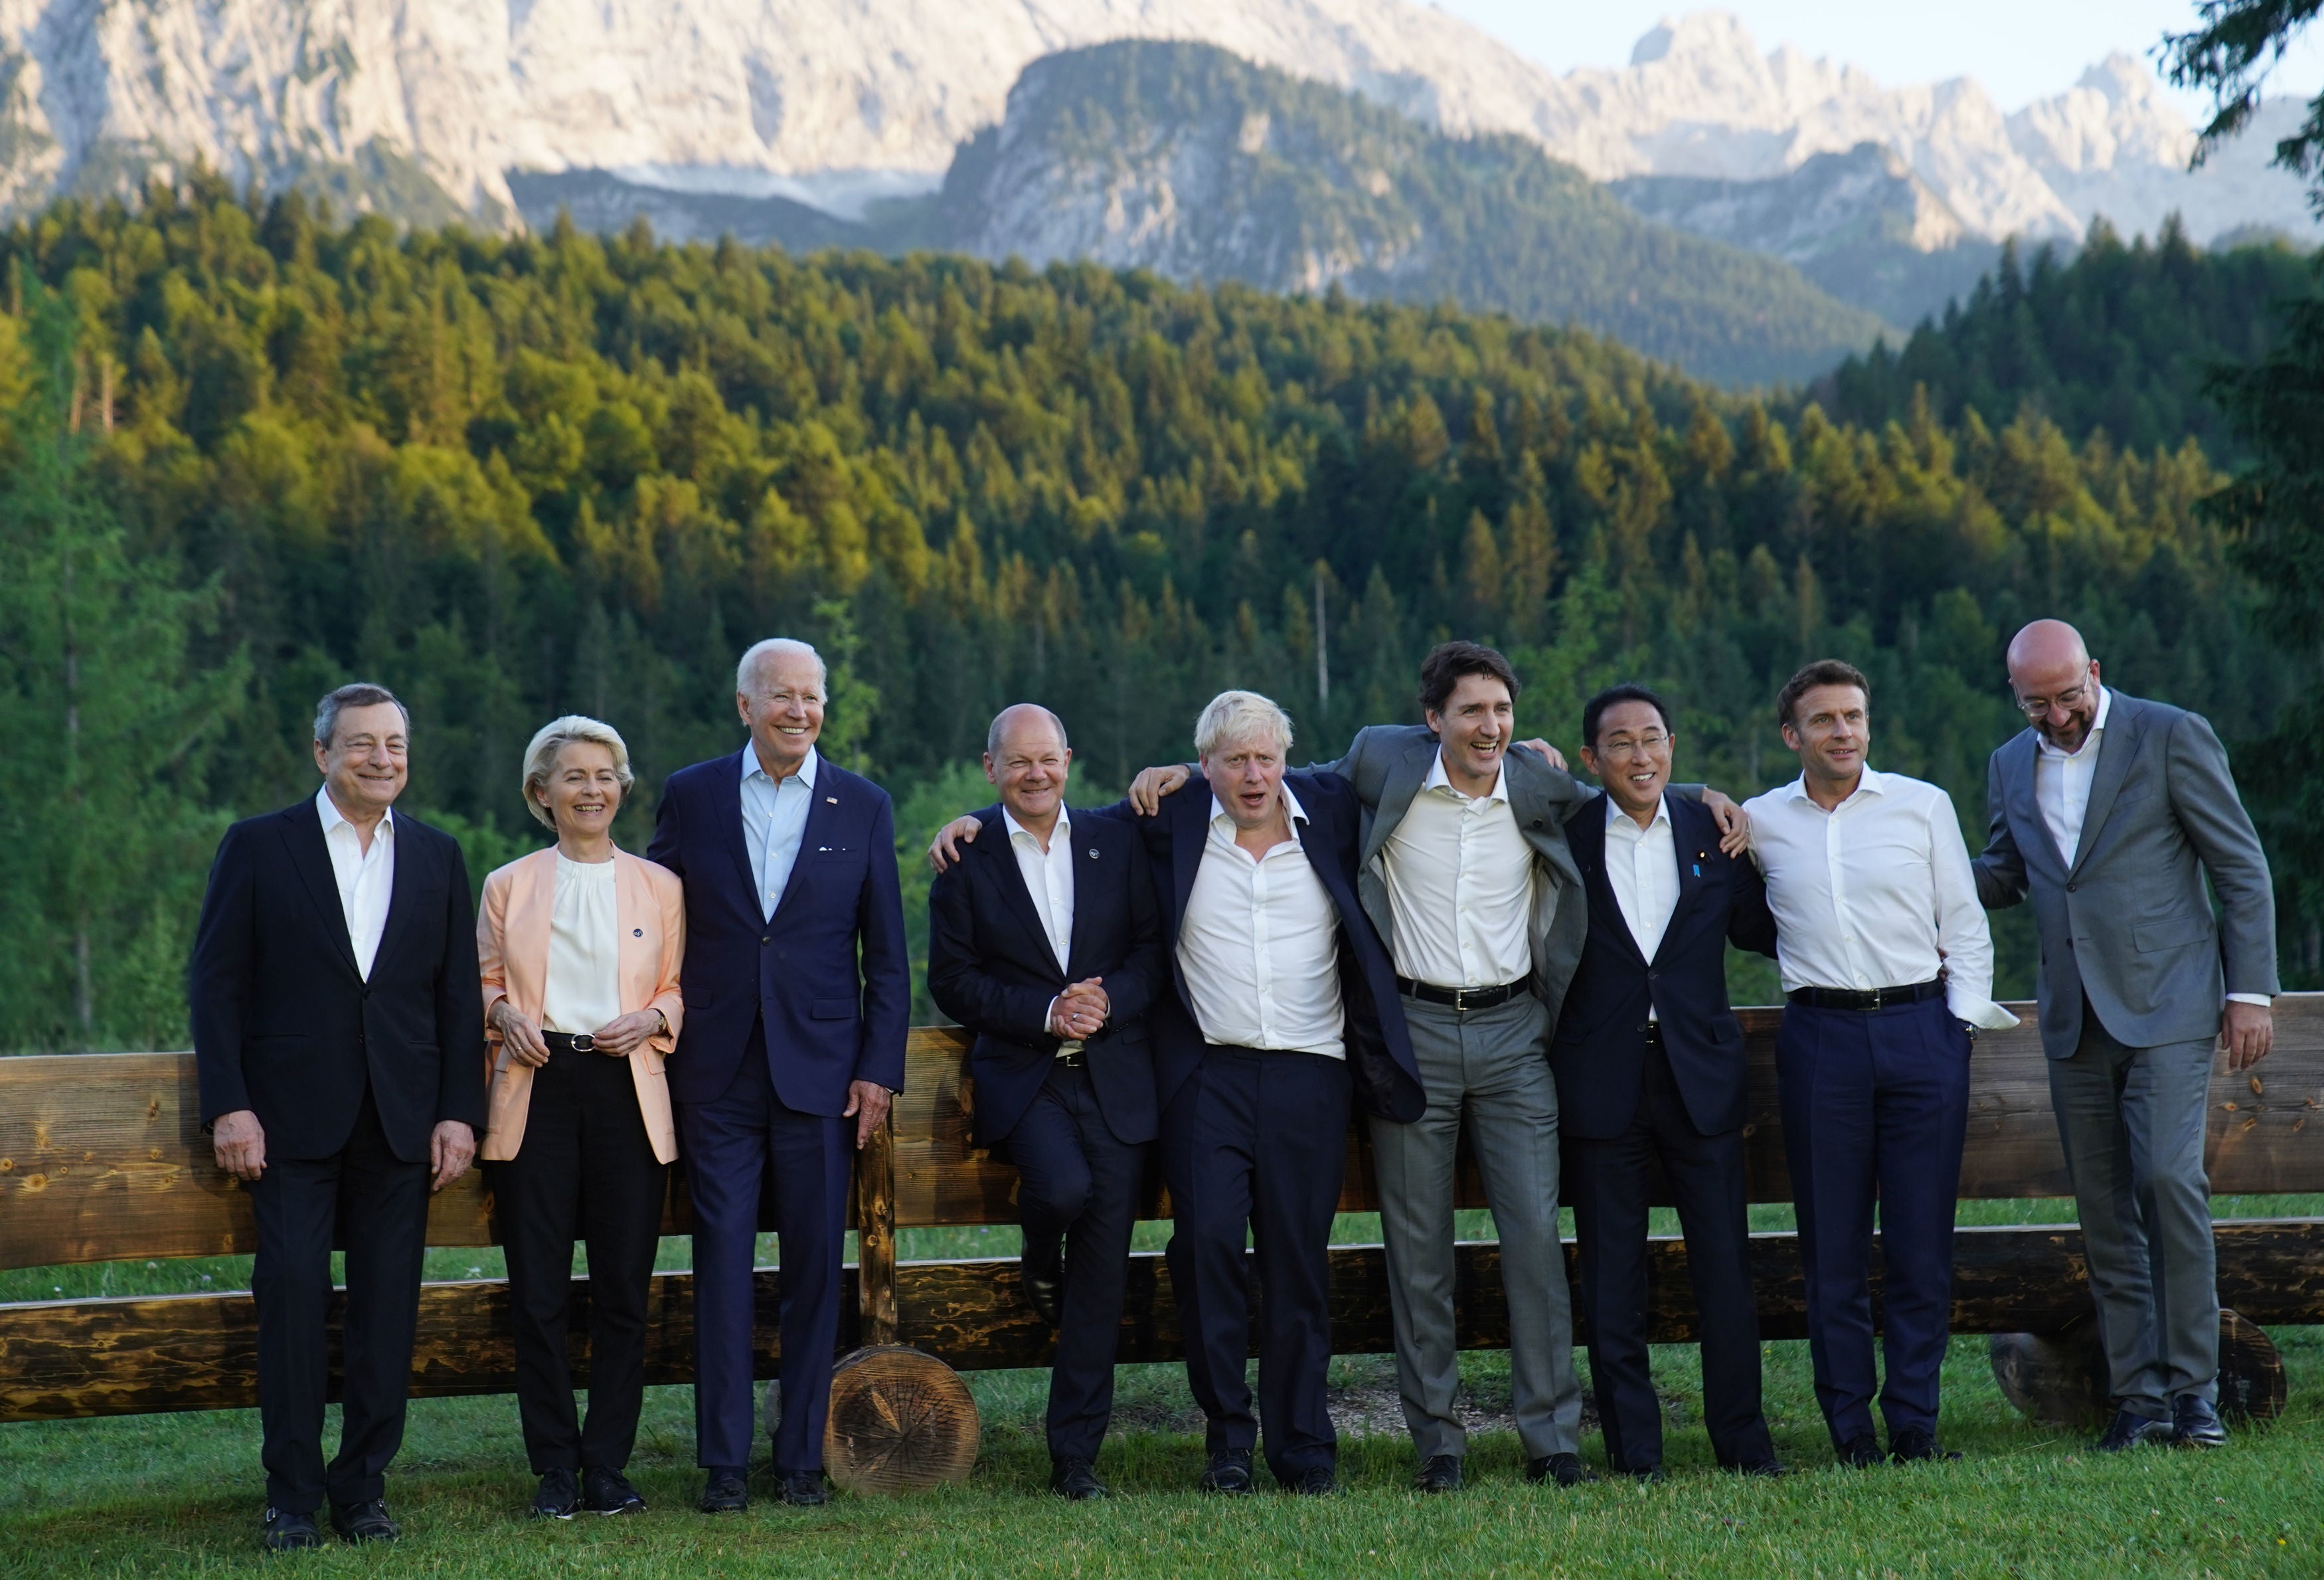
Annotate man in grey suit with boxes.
[1131,642,1743,1490]
[1973,619,2278,1452]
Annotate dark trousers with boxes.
[1566,1038,1773,1472]
[1006,1061,1146,1463]
[1160,1045,1350,1485]
[677,1022,850,1474]
[485,1048,669,1474]
[1776,996,1971,1447]
[247,1088,431,1514]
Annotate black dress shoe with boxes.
[1289,1465,1339,1496]
[1627,1464,1667,1484]
[776,1470,829,1506]
[2094,1409,2175,1453]
[261,1508,322,1553]
[1414,1454,1463,1493]
[1200,1448,1254,1494]
[1050,1457,1108,1500]
[329,1499,400,1543]
[531,1467,580,1520]
[582,1466,646,1516]
[1021,1233,1065,1327]
[1836,1435,1884,1468]
[1730,1457,1788,1478]
[1889,1428,1961,1464]
[2172,1395,2228,1449]
[698,1468,749,1514]
[1525,1453,1598,1487]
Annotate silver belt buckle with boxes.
[569,1032,596,1053]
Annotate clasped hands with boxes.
[488,999,664,1067]
[1049,978,1110,1041]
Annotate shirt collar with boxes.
[2035,685,2111,760]
[1423,746,1509,804]
[1780,766,1889,804]
[742,742,819,790]
[1001,803,1070,845]
[1603,792,1671,833]
[1208,784,1311,832]
[316,784,393,837]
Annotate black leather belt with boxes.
[542,1030,598,1054]
[1398,978,1526,1013]
[1786,980,1945,1012]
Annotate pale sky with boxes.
[1430,1,2324,120]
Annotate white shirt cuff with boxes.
[1948,990,2021,1031]
[2226,993,2273,1008]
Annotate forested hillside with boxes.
[0,181,2309,1049]
[1821,218,2318,460]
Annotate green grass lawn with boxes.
[7,1201,2324,1577]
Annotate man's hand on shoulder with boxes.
[1513,739,1567,772]
[1129,764,1191,815]
[429,1120,475,1193]
[845,1079,893,1149]
[2222,1000,2274,1071]
[928,815,983,873]
[212,1109,266,1182]
[1702,789,1750,857]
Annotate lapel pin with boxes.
[633,927,643,937]
[1088,848,1100,859]
[826,796,839,804]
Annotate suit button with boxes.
[2066,883,2077,893]
[761,935,771,945]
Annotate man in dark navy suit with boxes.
[647,638,908,1513]
[191,683,485,1551]
[1553,683,1784,1480]
[926,703,1165,1500]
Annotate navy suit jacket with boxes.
[647,748,909,1114]
[1550,793,1778,1140]
[189,797,487,1163]
[926,804,1166,1148]
[1092,771,1423,1124]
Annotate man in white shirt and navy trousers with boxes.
[1973,620,2277,1452]
[1744,659,2019,1466]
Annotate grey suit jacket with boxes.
[1316,724,1702,1025]
[1973,690,2278,1058]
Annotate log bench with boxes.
[4,996,2321,1484]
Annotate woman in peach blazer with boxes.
[477,715,683,1520]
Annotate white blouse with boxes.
[540,855,622,1035]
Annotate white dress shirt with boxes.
[1382,749,1535,988]
[1004,804,1081,1051]
[1743,768,2018,1031]
[540,855,623,1035]
[740,744,817,921]
[316,785,394,980]
[1176,790,1346,1059]
[2033,687,2266,1009]
[1604,794,1679,1018]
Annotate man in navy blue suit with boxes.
[1553,683,1784,1480]
[647,638,908,1513]
[926,703,1165,1500]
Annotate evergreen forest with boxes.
[1,179,2316,1050]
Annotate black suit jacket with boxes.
[1550,793,1777,1140]
[1091,771,1424,1124]
[189,796,487,1164]
[926,804,1165,1148]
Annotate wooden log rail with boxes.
[4,997,2322,1423]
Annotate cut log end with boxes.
[1990,1309,2285,1427]
[821,1345,979,1494]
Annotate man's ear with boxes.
[982,753,1000,787]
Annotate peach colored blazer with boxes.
[477,846,685,1164]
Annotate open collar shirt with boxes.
[1604,793,1678,1017]
[740,743,819,922]
[315,784,395,982]
[1381,748,1535,990]
[2033,683,2113,867]
[1176,788,1345,1059]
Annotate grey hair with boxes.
[736,638,828,696]
[313,683,410,748]
[985,703,1070,760]
[1193,690,1295,758]
[520,715,635,830]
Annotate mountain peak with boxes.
[1631,11,1765,68]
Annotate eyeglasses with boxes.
[2012,677,2092,717]
[1596,733,1669,760]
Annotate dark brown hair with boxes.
[1418,641,1521,719]
[1776,659,1870,730]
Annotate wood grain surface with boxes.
[9,1219,2323,1422]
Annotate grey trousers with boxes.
[1369,992,1582,1460]
[2049,1002,2220,1415]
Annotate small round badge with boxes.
[633,928,644,936]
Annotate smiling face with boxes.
[313,701,409,818]
[1782,683,1870,791]
[737,648,825,778]
[985,709,1072,829]
[1426,671,1515,792]
[1200,733,1288,832]
[539,740,624,843]
[1580,699,1673,821]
